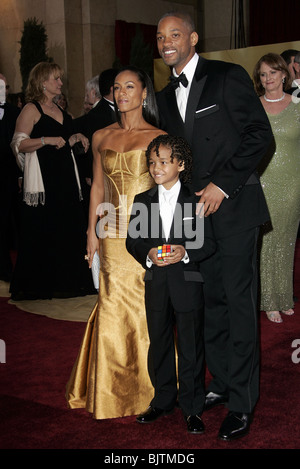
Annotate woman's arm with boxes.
[85,131,105,267]
[68,132,90,152]
[15,103,67,152]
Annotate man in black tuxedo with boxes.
[155,12,273,441]
[73,69,119,148]
[280,49,299,83]
[72,69,119,217]
[126,134,216,434]
[0,74,20,281]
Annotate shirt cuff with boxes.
[216,185,229,199]
[146,255,153,268]
[182,251,189,263]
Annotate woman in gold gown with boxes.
[66,66,165,419]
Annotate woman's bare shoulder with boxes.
[133,127,167,151]
[150,127,167,137]
[20,102,39,115]
[145,127,167,140]
[16,102,41,129]
[93,122,120,138]
[92,124,121,151]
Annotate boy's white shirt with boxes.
[146,180,189,267]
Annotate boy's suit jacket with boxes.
[126,183,216,312]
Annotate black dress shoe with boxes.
[204,391,228,411]
[218,411,252,441]
[136,405,172,424]
[186,414,205,434]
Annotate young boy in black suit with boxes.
[126,135,216,434]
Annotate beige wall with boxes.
[0,0,196,116]
[1,0,297,116]
[0,0,67,99]
[154,40,300,91]
[202,0,249,52]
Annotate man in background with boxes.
[0,73,20,281]
[281,49,299,82]
[72,69,119,218]
[285,51,300,97]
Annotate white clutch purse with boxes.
[91,251,100,291]
[91,220,101,291]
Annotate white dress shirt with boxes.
[159,180,181,240]
[172,54,228,199]
[173,53,199,122]
[146,181,189,266]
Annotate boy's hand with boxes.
[148,247,166,267]
[162,245,186,264]
[148,245,186,266]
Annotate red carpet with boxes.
[0,242,300,451]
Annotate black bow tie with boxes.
[169,73,188,89]
[0,104,5,108]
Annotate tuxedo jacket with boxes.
[126,183,216,312]
[72,98,116,178]
[156,57,274,239]
[0,102,20,178]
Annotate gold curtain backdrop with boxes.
[154,40,300,92]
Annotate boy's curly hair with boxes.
[145,134,193,183]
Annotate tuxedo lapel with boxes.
[161,85,186,138]
[169,185,195,242]
[169,200,182,241]
[165,86,181,119]
[102,98,116,121]
[185,58,208,144]
[147,186,165,243]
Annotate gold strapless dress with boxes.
[66,150,155,419]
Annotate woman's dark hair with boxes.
[253,52,292,96]
[113,65,159,128]
[145,134,193,183]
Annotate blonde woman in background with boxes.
[10,62,94,300]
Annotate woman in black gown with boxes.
[10,62,95,300]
